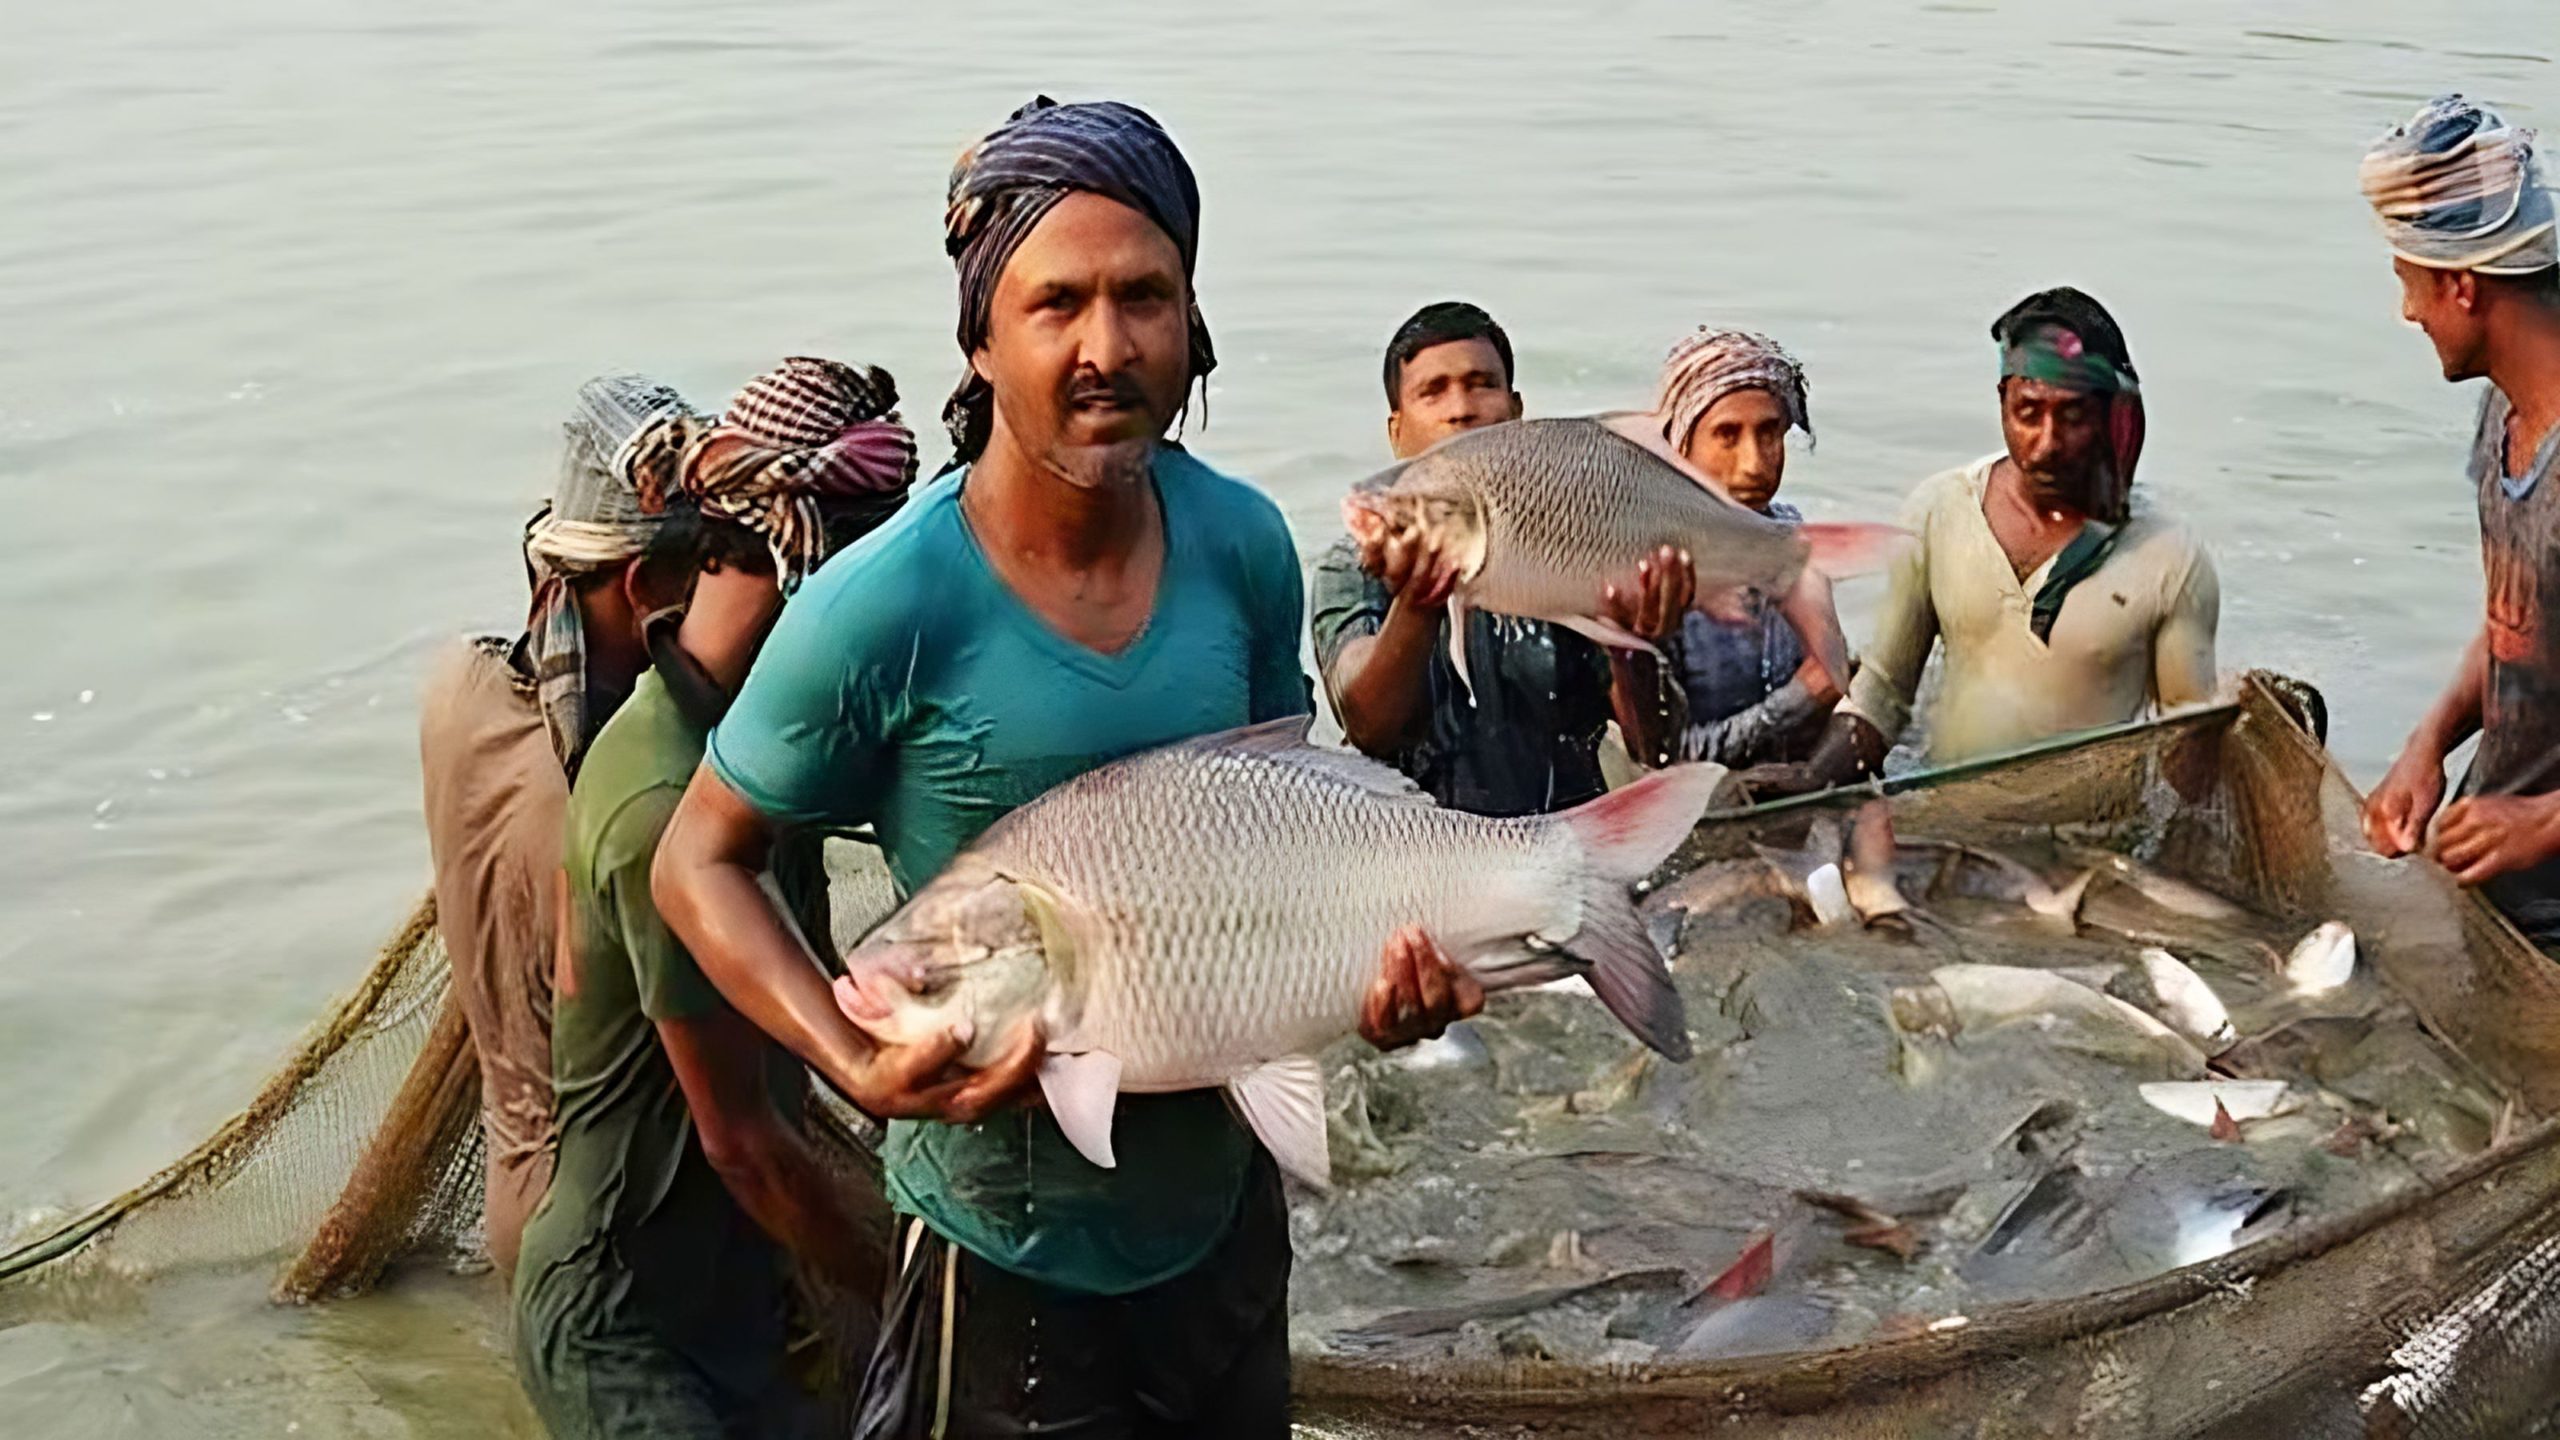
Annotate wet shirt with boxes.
[517,670,830,1410]
[1844,456,2219,764]
[416,636,563,1280]
[2464,386,2560,943]
[1308,536,1614,817]
[708,451,1310,1297]
[1661,501,1817,766]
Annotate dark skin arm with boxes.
[651,766,1043,1121]
[1327,531,1460,758]
[2365,627,2486,857]
[660,1009,886,1297]
[1600,547,1695,768]
[1736,708,1891,800]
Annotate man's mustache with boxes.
[1064,369,1149,410]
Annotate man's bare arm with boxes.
[651,765,1038,1121]
[2365,627,2490,857]
[661,1009,888,1296]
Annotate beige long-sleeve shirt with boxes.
[1844,455,2220,765]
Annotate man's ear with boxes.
[2452,270,2480,313]
[1505,391,1525,421]
[1385,409,1405,454]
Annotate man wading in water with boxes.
[2358,96,2560,950]
[515,358,919,1438]
[651,98,1477,1437]
[1312,302,1691,814]
[380,375,708,1283]
[1746,288,2220,793]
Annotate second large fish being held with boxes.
[1341,414,1899,699]
[836,717,1720,1188]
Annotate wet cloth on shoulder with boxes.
[707,450,1308,1297]
[1309,536,1613,817]
[416,634,566,1281]
[2463,386,2560,944]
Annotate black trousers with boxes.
[852,1154,1291,1440]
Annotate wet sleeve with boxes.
[1680,679,1822,766]
[1243,504,1315,723]
[706,580,886,833]
[1307,536,1391,680]
[1843,482,1941,741]
[2152,538,2221,709]
[597,788,724,1022]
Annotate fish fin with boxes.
[1228,1055,1331,1191]
[1190,718,1432,802]
[1559,880,1693,1062]
[1561,763,1729,883]
[1554,612,1666,658]
[1798,521,1909,580]
[1446,594,1476,704]
[1773,566,1853,701]
[1038,1049,1123,1171]
[2036,868,2096,926]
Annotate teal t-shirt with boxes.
[707,448,1311,1296]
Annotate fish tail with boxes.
[1799,521,1908,579]
[1554,765,1720,1063]
[1560,763,1728,884]
[1563,881,1693,1062]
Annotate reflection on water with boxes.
[0,0,2546,1427]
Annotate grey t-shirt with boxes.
[1308,536,1613,817]
[2465,384,2560,943]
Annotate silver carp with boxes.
[1341,413,1896,699]
[839,717,1722,1188]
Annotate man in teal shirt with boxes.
[652,98,1479,1438]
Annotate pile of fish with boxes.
[1286,802,2512,1368]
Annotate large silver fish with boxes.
[1341,413,1898,699]
[839,717,1720,1188]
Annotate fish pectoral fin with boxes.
[1038,1050,1124,1171]
[1554,612,1665,659]
[1228,1055,1331,1192]
[1446,595,1477,705]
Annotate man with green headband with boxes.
[1745,287,2220,793]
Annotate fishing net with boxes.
[8,673,2560,1440]
[0,895,487,1298]
[1295,673,2560,1439]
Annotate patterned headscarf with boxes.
[618,356,919,587]
[941,96,1215,463]
[520,373,701,776]
[2361,95,2558,276]
[1656,328,1813,454]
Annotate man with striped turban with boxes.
[653,97,1477,1438]
[402,373,707,1285]
[516,357,921,1438]
[2357,96,2560,949]
[1748,288,2219,795]
[1643,327,1843,767]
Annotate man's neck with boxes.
[1986,457,2090,527]
[967,424,1159,571]
[2485,305,2560,460]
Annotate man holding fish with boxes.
[2358,96,2560,952]
[1745,287,2222,794]
[1313,301,1695,813]
[650,99,1487,1438]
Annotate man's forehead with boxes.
[2003,376,2099,406]
[998,191,1184,291]
[1401,337,1508,383]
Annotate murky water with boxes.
[0,1,2549,1431]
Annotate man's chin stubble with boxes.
[1041,435,1156,491]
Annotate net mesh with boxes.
[6,674,2560,1437]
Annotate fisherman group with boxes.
[376,92,2560,1436]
